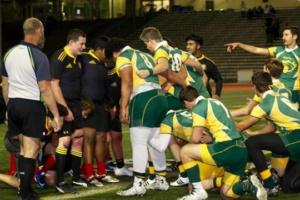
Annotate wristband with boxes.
[146,68,153,76]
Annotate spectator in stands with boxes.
[269,5,276,15]
[185,33,223,99]
[240,1,246,18]
[247,8,254,20]
[264,4,270,17]
[252,7,259,18]
[257,6,264,18]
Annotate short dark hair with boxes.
[47,103,68,119]
[283,26,299,42]
[66,29,86,44]
[264,58,283,79]
[185,33,204,46]
[251,71,272,93]
[104,38,127,60]
[179,85,199,103]
[94,35,110,50]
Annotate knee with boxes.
[84,135,95,145]
[59,137,71,148]
[96,132,106,143]
[72,137,83,147]
[111,132,122,142]
[180,145,189,161]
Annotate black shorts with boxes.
[7,98,46,138]
[110,115,122,132]
[83,103,109,132]
[58,100,83,138]
[4,131,20,154]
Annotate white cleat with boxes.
[115,166,133,176]
[170,175,189,187]
[97,174,120,183]
[144,178,156,190]
[250,175,268,200]
[177,188,208,200]
[116,177,146,196]
[150,175,169,191]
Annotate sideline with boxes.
[42,182,129,200]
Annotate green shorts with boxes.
[129,89,168,128]
[280,129,300,163]
[207,139,248,176]
[165,93,185,110]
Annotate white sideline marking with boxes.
[42,182,129,200]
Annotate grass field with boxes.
[0,88,299,199]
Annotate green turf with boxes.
[1,89,300,199]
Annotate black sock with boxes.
[71,154,82,181]
[19,157,35,198]
[116,158,125,168]
[55,151,67,183]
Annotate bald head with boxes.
[23,17,43,35]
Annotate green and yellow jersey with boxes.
[159,109,193,143]
[115,46,160,88]
[192,96,241,142]
[253,79,292,103]
[251,90,300,133]
[268,46,300,91]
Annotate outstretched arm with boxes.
[225,42,269,56]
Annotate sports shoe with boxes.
[177,188,208,200]
[35,172,48,189]
[72,178,95,187]
[106,161,116,172]
[115,166,133,176]
[96,174,120,183]
[66,169,73,177]
[166,162,178,172]
[240,171,253,182]
[56,181,76,194]
[249,175,267,200]
[271,168,282,188]
[267,186,279,197]
[144,178,156,189]
[170,175,189,187]
[116,176,146,196]
[150,175,169,191]
[88,177,104,187]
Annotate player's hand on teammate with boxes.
[65,108,74,122]
[136,70,150,79]
[53,116,63,132]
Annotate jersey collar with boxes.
[195,95,205,104]
[285,45,298,52]
[262,90,273,99]
[155,40,168,51]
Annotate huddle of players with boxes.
[103,25,300,200]
[56,26,299,200]
[4,17,299,200]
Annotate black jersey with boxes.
[107,65,121,107]
[197,55,223,97]
[49,46,82,100]
[81,49,108,102]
